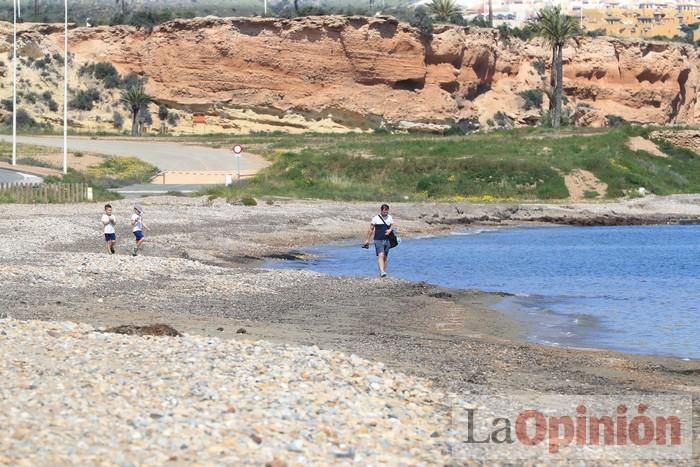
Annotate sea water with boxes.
[267,225,700,359]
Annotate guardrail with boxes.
[0,182,92,203]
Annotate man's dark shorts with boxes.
[374,239,390,257]
[104,233,116,242]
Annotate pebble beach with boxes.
[1,196,700,465]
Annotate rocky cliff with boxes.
[2,15,699,133]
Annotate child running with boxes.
[101,204,117,254]
[130,204,149,256]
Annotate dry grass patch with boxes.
[564,169,608,200]
[626,136,669,158]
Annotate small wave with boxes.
[450,228,500,236]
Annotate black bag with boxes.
[388,231,399,248]
[380,215,399,249]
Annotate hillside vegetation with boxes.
[198,127,700,201]
[0,0,414,26]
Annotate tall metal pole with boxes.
[12,0,19,167]
[63,0,68,174]
[264,0,267,15]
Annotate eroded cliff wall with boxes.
[3,16,699,132]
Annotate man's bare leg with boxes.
[377,253,386,276]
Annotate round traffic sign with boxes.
[233,144,243,154]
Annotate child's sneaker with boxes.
[110,246,115,254]
[132,246,138,256]
[380,272,387,278]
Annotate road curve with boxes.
[0,135,270,172]
[0,168,42,184]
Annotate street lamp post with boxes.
[63,0,68,174]
[12,0,20,167]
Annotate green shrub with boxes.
[95,63,121,88]
[0,191,16,203]
[518,89,544,110]
[166,112,179,127]
[443,125,466,136]
[70,88,100,111]
[80,62,122,89]
[126,10,174,31]
[606,115,627,128]
[158,104,169,122]
[532,59,546,76]
[241,197,257,206]
[409,6,433,37]
[16,108,38,129]
[494,111,513,128]
[122,72,145,90]
[16,157,54,168]
[586,29,606,38]
[33,55,51,70]
[113,112,124,129]
[47,99,59,112]
[87,156,158,187]
[138,108,153,127]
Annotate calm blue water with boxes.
[267,225,700,359]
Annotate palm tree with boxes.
[528,6,582,128]
[427,0,462,22]
[120,86,152,136]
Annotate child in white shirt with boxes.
[101,204,117,254]
[130,204,150,256]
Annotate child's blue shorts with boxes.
[133,230,144,240]
[104,233,116,242]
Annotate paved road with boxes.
[0,168,42,184]
[0,135,269,172]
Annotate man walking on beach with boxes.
[363,204,396,277]
[101,204,117,254]
[130,204,149,256]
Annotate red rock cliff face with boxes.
[19,16,700,129]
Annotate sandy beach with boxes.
[1,195,699,464]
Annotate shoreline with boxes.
[265,222,699,363]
